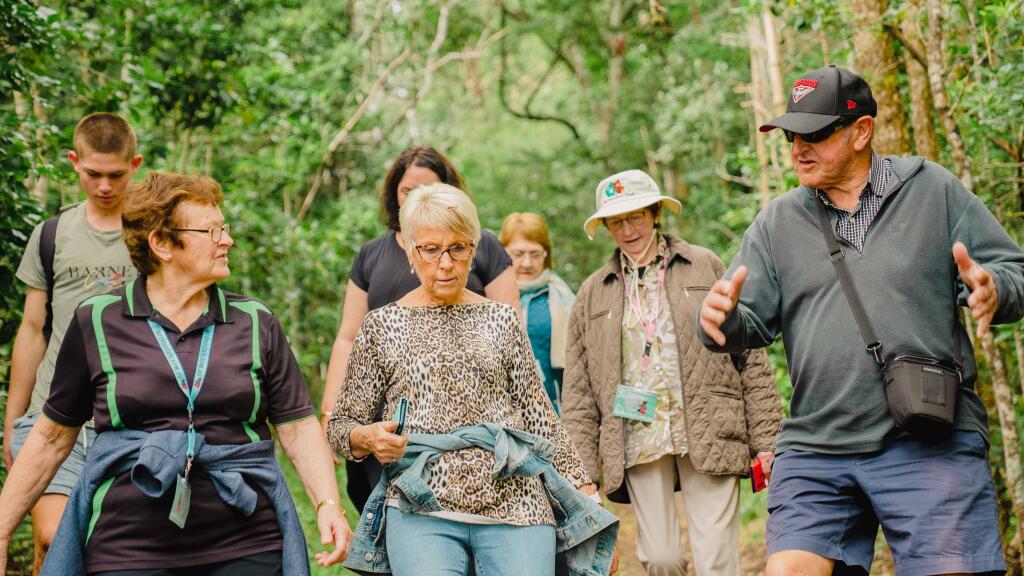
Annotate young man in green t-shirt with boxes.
[3,112,142,574]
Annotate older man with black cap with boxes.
[698,65,1024,575]
[563,169,781,576]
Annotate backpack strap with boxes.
[39,213,61,344]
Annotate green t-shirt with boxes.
[16,202,137,417]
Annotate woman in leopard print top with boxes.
[327,183,605,575]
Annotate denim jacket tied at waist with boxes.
[343,423,619,576]
[42,429,309,576]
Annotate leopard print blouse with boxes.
[327,301,591,526]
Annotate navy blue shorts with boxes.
[767,431,1005,575]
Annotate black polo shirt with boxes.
[44,277,315,572]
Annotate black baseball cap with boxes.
[759,65,877,134]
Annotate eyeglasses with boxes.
[605,211,649,232]
[783,120,853,144]
[414,242,475,262]
[508,249,547,262]
[173,224,232,243]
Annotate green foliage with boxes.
[277,447,357,575]
[0,127,42,346]
[0,1,51,345]
[1,1,1022,572]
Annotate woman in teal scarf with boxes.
[500,213,575,415]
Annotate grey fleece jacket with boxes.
[698,156,1024,454]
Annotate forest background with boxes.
[1,0,1022,574]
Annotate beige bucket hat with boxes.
[583,169,681,239]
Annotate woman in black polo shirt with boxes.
[0,172,352,575]
[318,146,519,512]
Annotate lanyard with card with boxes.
[612,247,667,424]
[148,319,215,529]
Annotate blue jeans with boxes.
[385,508,555,576]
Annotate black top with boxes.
[350,230,512,311]
[44,278,315,572]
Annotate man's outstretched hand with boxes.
[699,265,748,347]
[953,242,998,337]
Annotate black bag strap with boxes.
[814,195,964,372]
[813,196,886,367]
[40,213,61,345]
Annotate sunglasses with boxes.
[783,119,854,144]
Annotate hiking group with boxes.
[1,65,1022,576]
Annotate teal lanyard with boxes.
[148,320,215,474]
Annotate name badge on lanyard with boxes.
[148,319,215,529]
[613,248,667,424]
[613,385,658,423]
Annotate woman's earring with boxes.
[410,265,415,274]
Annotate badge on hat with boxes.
[604,180,625,198]
[791,79,818,103]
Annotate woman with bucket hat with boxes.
[561,169,782,576]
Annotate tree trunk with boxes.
[982,332,1024,567]
[900,1,939,161]
[1015,327,1024,400]
[177,128,192,173]
[926,0,974,189]
[702,59,729,196]
[761,6,792,172]
[13,91,47,205]
[967,313,1015,552]
[30,87,48,202]
[205,134,213,175]
[598,0,625,166]
[761,7,785,118]
[747,17,771,209]
[851,0,911,156]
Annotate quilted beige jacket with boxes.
[562,234,782,502]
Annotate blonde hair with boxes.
[400,183,481,252]
[499,212,553,269]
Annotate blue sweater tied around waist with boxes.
[42,429,309,575]
[344,423,619,576]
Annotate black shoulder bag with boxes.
[814,196,961,434]
[39,213,62,344]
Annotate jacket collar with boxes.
[882,155,927,198]
[801,154,927,204]
[599,233,694,284]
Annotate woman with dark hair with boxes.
[320,146,519,512]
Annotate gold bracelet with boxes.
[316,498,342,513]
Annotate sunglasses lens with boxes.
[787,122,844,144]
[807,127,835,143]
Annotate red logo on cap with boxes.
[847,99,857,110]
[791,79,819,103]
